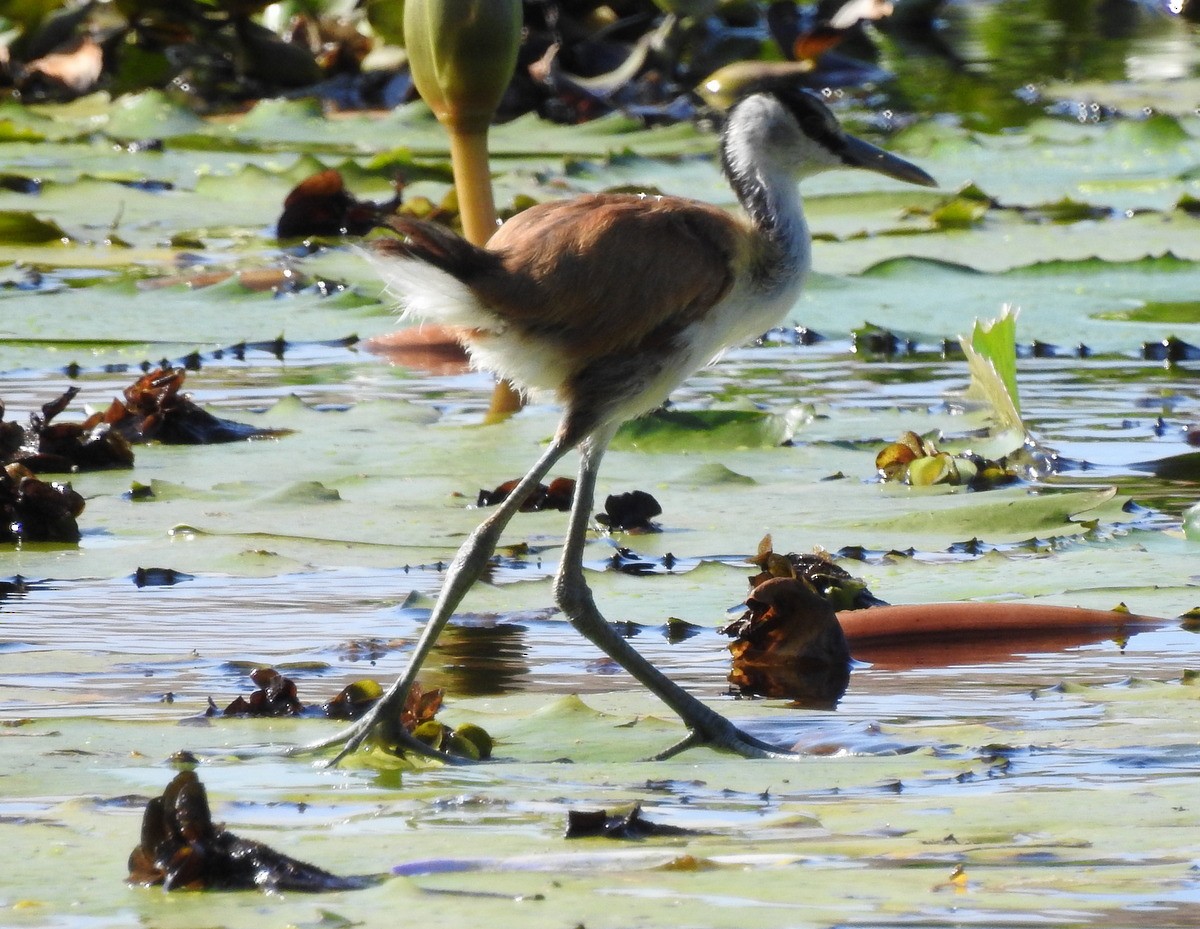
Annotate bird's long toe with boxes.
[654,718,797,761]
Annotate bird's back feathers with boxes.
[370,194,752,360]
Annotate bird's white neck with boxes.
[719,103,812,284]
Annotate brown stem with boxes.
[837,601,1167,646]
[446,126,521,418]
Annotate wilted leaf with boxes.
[477,476,575,511]
[221,667,304,717]
[127,772,369,892]
[0,461,85,542]
[719,576,851,706]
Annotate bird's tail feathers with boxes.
[366,217,499,329]
[374,216,495,277]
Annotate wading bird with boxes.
[315,87,936,761]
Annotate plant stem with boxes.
[447,128,499,246]
[447,126,522,419]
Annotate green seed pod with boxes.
[412,719,446,749]
[454,722,493,760]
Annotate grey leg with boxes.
[553,428,793,760]
[297,433,575,763]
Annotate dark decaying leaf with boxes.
[276,169,398,238]
[1,371,285,481]
[565,803,694,840]
[749,535,886,611]
[595,489,662,532]
[477,476,575,511]
[220,667,304,717]
[127,771,371,892]
[2,385,134,473]
[108,368,288,445]
[719,576,851,706]
[0,462,86,543]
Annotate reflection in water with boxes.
[728,658,852,711]
[0,576,36,613]
[885,0,1193,129]
[428,620,531,696]
[852,623,1165,670]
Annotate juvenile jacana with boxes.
[316,87,936,761]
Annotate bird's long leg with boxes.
[554,429,795,760]
[294,433,576,764]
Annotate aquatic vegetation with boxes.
[1,1,1199,924]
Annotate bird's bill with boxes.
[841,134,938,188]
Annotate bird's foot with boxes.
[653,716,797,761]
[288,703,468,767]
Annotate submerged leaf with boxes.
[0,209,71,243]
[613,408,799,451]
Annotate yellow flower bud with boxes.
[402,0,522,135]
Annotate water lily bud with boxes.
[402,0,522,135]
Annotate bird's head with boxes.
[722,87,937,189]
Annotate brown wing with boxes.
[475,194,749,359]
